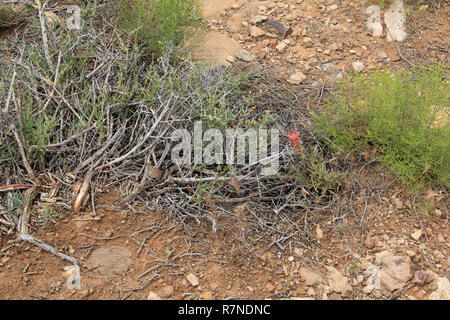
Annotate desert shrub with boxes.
[314,67,449,192]
[117,0,203,57]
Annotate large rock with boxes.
[375,250,412,292]
[384,0,407,42]
[325,266,352,297]
[88,246,133,275]
[191,32,241,66]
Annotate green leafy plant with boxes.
[117,0,203,57]
[314,67,449,192]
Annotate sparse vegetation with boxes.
[117,0,203,57]
[0,1,24,28]
[314,67,449,192]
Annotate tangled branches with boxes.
[0,4,354,254]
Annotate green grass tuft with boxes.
[314,67,449,192]
[117,0,203,57]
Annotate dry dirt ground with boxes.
[0,165,448,300]
[0,0,449,300]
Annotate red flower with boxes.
[288,130,301,146]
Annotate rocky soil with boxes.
[193,0,449,84]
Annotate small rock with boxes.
[201,291,213,300]
[377,51,388,60]
[235,49,253,62]
[157,285,174,298]
[276,41,288,53]
[315,224,324,240]
[299,267,323,286]
[425,227,432,237]
[405,250,416,257]
[410,229,423,241]
[325,266,353,297]
[251,15,268,25]
[412,270,433,286]
[321,63,340,75]
[327,4,338,11]
[363,285,373,294]
[294,247,304,257]
[250,26,266,38]
[391,197,404,209]
[147,291,162,300]
[226,55,235,63]
[287,72,307,85]
[365,237,375,249]
[303,37,312,44]
[307,287,315,297]
[352,61,364,72]
[88,246,133,275]
[263,20,292,38]
[187,273,199,287]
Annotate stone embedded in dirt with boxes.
[327,4,338,12]
[226,55,235,63]
[287,72,307,85]
[406,250,416,257]
[299,267,323,286]
[263,20,292,38]
[275,41,288,53]
[391,197,404,209]
[315,224,324,240]
[307,287,316,297]
[375,250,412,292]
[88,246,133,275]
[235,49,253,62]
[352,61,364,73]
[157,285,174,299]
[187,273,199,287]
[191,32,241,66]
[321,63,340,75]
[364,265,381,293]
[412,270,433,286]
[250,26,266,38]
[325,266,353,297]
[424,227,432,237]
[294,247,304,257]
[147,291,162,300]
[366,5,383,37]
[429,275,450,300]
[410,229,423,241]
[377,51,388,60]
[231,2,241,10]
[384,0,407,42]
[365,237,375,249]
[251,15,268,25]
[357,275,364,283]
